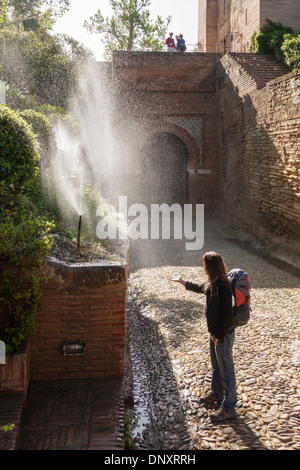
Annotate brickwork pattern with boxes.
[0,394,24,450]
[29,261,128,380]
[17,378,124,450]
[0,340,30,393]
[112,52,220,209]
[217,54,300,264]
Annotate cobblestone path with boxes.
[126,219,300,450]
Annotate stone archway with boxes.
[136,132,189,206]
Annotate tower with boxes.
[198,0,300,53]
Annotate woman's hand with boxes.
[212,336,219,345]
[169,275,186,286]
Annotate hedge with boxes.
[0,104,40,187]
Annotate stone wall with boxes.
[29,259,128,380]
[216,55,300,266]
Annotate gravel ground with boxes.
[125,219,300,450]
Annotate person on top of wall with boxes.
[169,251,237,422]
[166,32,176,51]
[176,34,186,52]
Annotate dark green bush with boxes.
[19,109,57,167]
[0,104,40,188]
[0,188,54,354]
[249,19,294,62]
[281,33,300,70]
[0,104,54,354]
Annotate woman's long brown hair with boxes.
[202,251,232,292]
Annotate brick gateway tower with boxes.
[108,50,300,266]
[111,51,219,213]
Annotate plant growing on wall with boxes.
[281,34,300,71]
[83,0,171,60]
[249,18,300,70]
[249,19,294,62]
[0,104,53,354]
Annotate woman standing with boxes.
[169,251,237,421]
[176,34,186,52]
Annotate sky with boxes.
[53,0,199,61]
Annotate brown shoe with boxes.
[210,406,237,421]
[199,393,223,405]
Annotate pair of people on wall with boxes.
[166,32,186,52]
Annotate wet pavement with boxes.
[126,218,300,450]
[17,377,124,450]
[2,218,299,452]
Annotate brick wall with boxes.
[29,260,128,380]
[0,340,30,393]
[216,55,300,265]
[112,52,220,210]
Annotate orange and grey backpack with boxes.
[227,269,251,327]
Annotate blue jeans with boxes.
[209,331,237,413]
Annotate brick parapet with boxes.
[29,259,128,380]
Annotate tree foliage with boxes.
[249,19,300,70]
[84,0,171,60]
[0,0,70,30]
[19,108,56,168]
[0,28,91,108]
[0,0,7,24]
[0,104,39,187]
[281,33,300,70]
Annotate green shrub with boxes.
[0,104,54,355]
[0,104,40,188]
[5,86,40,112]
[19,109,57,167]
[281,34,300,70]
[249,19,294,62]
[0,189,54,354]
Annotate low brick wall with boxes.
[29,258,128,380]
[0,340,30,394]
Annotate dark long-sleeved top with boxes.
[185,280,234,339]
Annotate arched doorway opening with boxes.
[137,132,188,206]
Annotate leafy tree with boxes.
[84,0,171,60]
[0,0,7,25]
[281,33,300,70]
[1,0,70,30]
[249,19,294,62]
[0,28,90,108]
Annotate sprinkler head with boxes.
[77,214,82,251]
